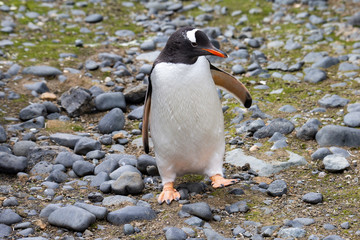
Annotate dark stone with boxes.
[181,202,212,221]
[107,206,156,225]
[316,125,360,147]
[98,108,125,134]
[253,118,294,139]
[60,87,92,117]
[0,152,27,174]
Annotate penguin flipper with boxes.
[142,80,152,154]
[210,64,252,108]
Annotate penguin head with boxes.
[157,26,228,64]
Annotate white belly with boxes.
[150,56,224,182]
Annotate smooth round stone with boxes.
[13,141,37,156]
[22,66,62,77]
[181,202,212,221]
[323,155,350,172]
[123,224,135,235]
[302,192,323,204]
[318,94,349,108]
[98,108,125,134]
[232,64,246,74]
[344,112,360,127]
[111,172,144,195]
[304,68,327,83]
[165,227,187,240]
[140,40,156,51]
[279,105,297,113]
[85,14,103,23]
[0,209,22,225]
[267,180,287,197]
[311,148,331,160]
[107,206,156,225]
[85,60,99,70]
[48,206,96,232]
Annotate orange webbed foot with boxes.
[158,182,181,205]
[210,174,239,188]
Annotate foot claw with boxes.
[210,174,239,188]
[158,182,181,205]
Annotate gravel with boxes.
[0,0,359,239]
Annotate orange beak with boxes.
[202,48,228,58]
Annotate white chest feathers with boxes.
[149,56,225,179]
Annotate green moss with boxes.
[178,174,205,183]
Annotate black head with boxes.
[155,26,228,65]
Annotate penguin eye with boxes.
[191,42,198,47]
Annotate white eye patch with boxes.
[186,28,198,43]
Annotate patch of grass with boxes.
[45,120,84,133]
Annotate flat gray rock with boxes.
[226,149,307,176]
[278,227,306,238]
[338,62,359,71]
[165,227,187,240]
[318,94,349,108]
[107,206,156,225]
[253,118,295,139]
[267,180,287,197]
[95,92,126,111]
[19,103,47,121]
[225,200,249,214]
[85,14,103,23]
[74,202,108,219]
[50,133,82,149]
[0,223,12,238]
[74,137,101,155]
[13,141,37,156]
[304,68,327,83]
[0,152,28,174]
[102,195,136,206]
[311,148,332,160]
[0,209,22,225]
[347,103,360,112]
[60,87,92,117]
[181,202,212,221]
[311,56,339,68]
[48,206,96,232]
[302,192,323,204]
[22,66,62,77]
[323,154,350,172]
[344,112,360,127]
[0,125,6,143]
[316,125,360,147]
[128,106,144,120]
[111,172,144,195]
[98,108,125,134]
[24,82,49,94]
[55,151,83,167]
[72,160,94,177]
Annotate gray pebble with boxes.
[74,137,101,155]
[111,172,144,195]
[48,205,96,232]
[267,180,287,197]
[323,154,350,172]
[123,223,135,235]
[22,66,62,77]
[98,108,125,134]
[95,92,126,111]
[181,202,212,221]
[74,202,107,220]
[165,227,187,240]
[302,192,323,204]
[107,206,156,225]
[0,209,22,225]
[85,14,103,23]
[72,160,94,177]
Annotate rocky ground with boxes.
[1,0,360,239]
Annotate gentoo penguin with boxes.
[142,26,252,204]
